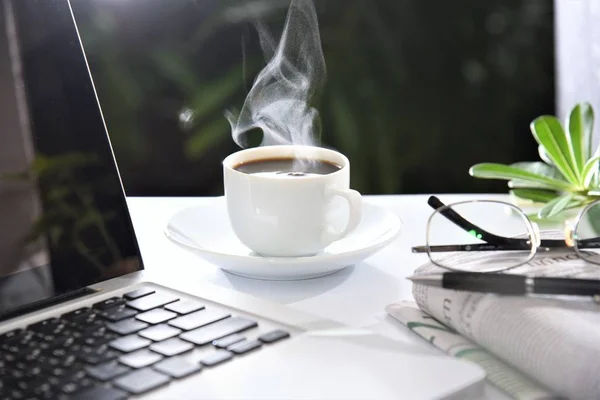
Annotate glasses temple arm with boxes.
[419,197,600,252]
[413,243,552,253]
[428,195,527,245]
[412,239,600,253]
[420,197,600,252]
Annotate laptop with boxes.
[0,1,485,399]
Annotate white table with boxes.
[127,194,512,399]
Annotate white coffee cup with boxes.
[223,145,362,257]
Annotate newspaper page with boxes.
[411,251,600,400]
[386,301,558,400]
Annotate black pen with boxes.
[407,272,600,298]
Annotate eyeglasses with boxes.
[412,196,600,272]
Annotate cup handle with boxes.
[321,187,363,245]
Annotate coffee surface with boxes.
[234,157,340,177]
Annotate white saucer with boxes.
[164,198,402,280]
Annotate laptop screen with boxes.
[0,0,142,319]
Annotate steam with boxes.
[225,0,326,149]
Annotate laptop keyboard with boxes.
[0,286,290,399]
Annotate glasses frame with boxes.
[412,196,600,272]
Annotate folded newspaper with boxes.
[387,251,600,400]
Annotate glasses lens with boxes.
[574,201,600,264]
[426,201,535,272]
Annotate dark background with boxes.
[70,0,554,196]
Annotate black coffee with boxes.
[234,157,341,177]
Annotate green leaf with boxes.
[590,144,600,187]
[538,145,554,166]
[567,102,594,169]
[190,65,243,122]
[582,202,600,236]
[510,188,560,203]
[151,50,198,91]
[330,93,359,152]
[526,212,542,222]
[184,118,229,159]
[507,162,565,188]
[582,156,600,188]
[530,116,580,185]
[328,90,367,191]
[469,163,574,191]
[538,194,575,218]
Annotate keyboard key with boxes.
[86,361,131,381]
[23,348,43,363]
[69,315,104,333]
[0,328,22,341]
[124,287,155,300]
[88,326,113,339]
[113,368,170,395]
[107,318,148,335]
[180,317,258,346]
[57,369,87,386]
[259,329,290,344]
[78,351,121,365]
[119,349,163,369]
[28,317,59,329]
[29,318,66,335]
[84,326,117,341]
[50,366,71,377]
[109,335,151,353]
[200,350,233,367]
[0,343,20,354]
[4,388,26,399]
[7,379,31,394]
[58,354,79,369]
[32,381,56,397]
[153,357,201,379]
[212,334,245,349]
[93,297,126,310]
[25,365,44,379]
[35,331,65,345]
[100,306,138,322]
[0,352,16,363]
[72,385,128,400]
[76,345,121,365]
[59,377,94,395]
[164,300,204,315]
[149,338,193,357]
[7,368,26,381]
[126,293,178,312]
[61,307,90,320]
[13,359,28,370]
[80,332,119,347]
[228,339,262,354]
[168,309,230,331]
[46,347,66,359]
[36,354,64,369]
[49,335,79,351]
[67,309,102,325]
[3,330,35,346]
[136,309,177,325]
[139,324,181,342]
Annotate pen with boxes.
[407,272,600,298]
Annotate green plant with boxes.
[469,102,600,219]
[2,153,121,272]
[72,0,554,196]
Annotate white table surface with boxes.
[127,193,512,399]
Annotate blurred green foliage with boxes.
[72,0,554,196]
[2,153,121,272]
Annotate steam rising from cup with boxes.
[225,0,326,151]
